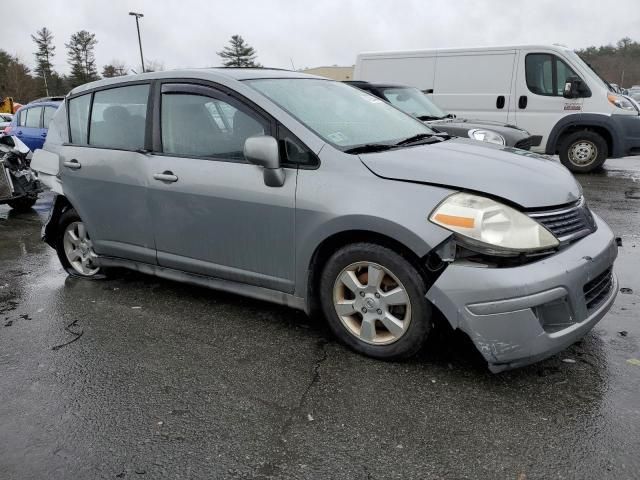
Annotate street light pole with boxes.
[129,12,145,73]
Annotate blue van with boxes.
[5,97,63,151]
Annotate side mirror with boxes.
[244,135,285,187]
[563,76,590,99]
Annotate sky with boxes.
[6,0,640,75]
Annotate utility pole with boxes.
[129,12,146,73]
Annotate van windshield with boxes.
[565,50,612,92]
[246,78,436,150]
[379,87,447,121]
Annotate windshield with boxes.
[246,78,435,149]
[565,50,612,92]
[380,87,447,120]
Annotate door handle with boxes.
[16,130,22,135]
[41,132,47,137]
[496,95,506,109]
[153,171,178,183]
[518,96,528,109]
[63,159,81,170]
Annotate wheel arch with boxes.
[545,114,622,158]
[304,228,447,316]
[43,194,75,248]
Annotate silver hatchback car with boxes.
[32,69,618,372]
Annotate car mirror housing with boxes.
[244,135,285,187]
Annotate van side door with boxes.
[432,50,517,123]
[147,83,297,293]
[513,51,585,152]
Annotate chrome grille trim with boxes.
[528,198,596,244]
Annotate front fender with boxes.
[545,113,622,157]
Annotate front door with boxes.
[513,51,585,152]
[61,83,156,264]
[147,83,297,293]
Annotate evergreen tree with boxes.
[102,61,128,78]
[66,30,99,87]
[217,35,261,67]
[31,27,55,96]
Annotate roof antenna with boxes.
[290,58,296,71]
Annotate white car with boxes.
[0,113,13,130]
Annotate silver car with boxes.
[32,69,618,372]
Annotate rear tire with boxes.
[319,242,432,359]
[559,131,608,173]
[55,209,106,279]
[7,196,37,212]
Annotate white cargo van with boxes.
[355,45,640,172]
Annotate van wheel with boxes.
[319,243,432,359]
[55,209,104,278]
[559,131,607,173]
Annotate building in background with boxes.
[301,65,354,81]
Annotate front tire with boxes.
[319,243,432,359]
[55,209,104,278]
[559,131,608,173]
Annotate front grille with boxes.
[528,199,596,244]
[0,167,13,200]
[583,268,614,311]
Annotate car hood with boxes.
[359,138,581,208]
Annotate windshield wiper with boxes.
[394,133,445,146]
[417,115,446,121]
[344,143,398,154]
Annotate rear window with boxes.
[89,85,149,150]
[25,107,42,128]
[68,94,91,143]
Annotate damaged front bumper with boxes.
[426,214,618,372]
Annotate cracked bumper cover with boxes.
[426,214,618,372]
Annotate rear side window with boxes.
[161,92,267,160]
[25,107,42,128]
[68,94,91,143]
[89,85,149,150]
[526,54,579,96]
[43,106,57,128]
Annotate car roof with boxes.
[69,68,326,96]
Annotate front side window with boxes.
[68,94,91,143]
[89,84,149,150]
[526,54,580,96]
[43,106,57,128]
[161,92,267,160]
[25,107,42,128]
[246,78,434,150]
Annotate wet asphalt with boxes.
[1,158,639,480]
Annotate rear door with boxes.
[513,51,585,151]
[432,50,517,123]
[147,82,297,292]
[60,83,156,263]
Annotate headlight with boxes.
[607,93,636,111]
[429,193,559,255]
[468,129,505,145]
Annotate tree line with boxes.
[576,37,640,88]
[1,27,261,104]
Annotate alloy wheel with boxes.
[63,221,100,276]
[332,261,412,345]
